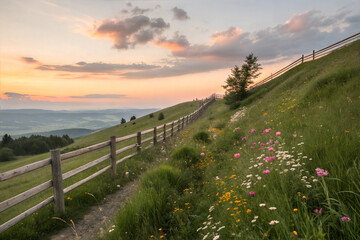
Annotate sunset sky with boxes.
[1,0,359,110]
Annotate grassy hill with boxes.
[0,100,199,239]
[102,40,359,239]
[1,40,359,239]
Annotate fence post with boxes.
[313,50,315,60]
[137,132,141,151]
[182,117,185,129]
[171,122,174,136]
[162,124,166,141]
[186,115,189,125]
[153,127,157,145]
[302,54,304,63]
[110,136,117,177]
[178,119,181,132]
[50,149,65,213]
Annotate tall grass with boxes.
[104,40,360,239]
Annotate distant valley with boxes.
[0,108,159,138]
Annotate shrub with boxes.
[149,113,154,118]
[0,147,16,162]
[193,131,211,144]
[158,112,165,120]
[171,146,200,168]
[121,118,126,124]
[130,116,136,121]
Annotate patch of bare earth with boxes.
[51,179,139,240]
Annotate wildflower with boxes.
[217,226,225,231]
[249,191,255,196]
[264,233,268,237]
[268,147,274,151]
[263,170,270,174]
[293,208,298,212]
[234,153,240,158]
[159,228,162,231]
[269,207,277,210]
[315,168,329,176]
[242,137,246,141]
[259,203,266,207]
[250,146,254,149]
[269,220,279,225]
[201,152,205,156]
[302,196,306,199]
[293,231,298,236]
[341,217,351,222]
[276,132,281,136]
[314,208,322,214]
[247,209,252,214]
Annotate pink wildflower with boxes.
[341,217,351,222]
[276,132,281,136]
[253,142,256,145]
[250,146,254,149]
[265,157,272,162]
[268,147,274,151]
[242,137,246,141]
[249,191,255,196]
[200,152,205,156]
[314,208,323,214]
[234,153,240,158]
[238,128,241,131]
[315,168,329,176]
[263,170,270,174]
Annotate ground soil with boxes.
[50,180,139,240]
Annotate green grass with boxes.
[0,100,200,239]
[104,40,360,239]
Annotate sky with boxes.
[0,0,359,110]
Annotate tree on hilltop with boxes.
[223,53,261,105]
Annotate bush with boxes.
[171,146,200,168]
[149,113,154,118]
[158,112,165,120]
[193,131,211,144]
[121,118,126,124]
[130,116,136,121]
[0,147,16,162]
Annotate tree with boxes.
[121,118,126,124]
[223,53,261,102]
[149,113,154,118]
[130,116,136,121]
[1,134,13,147]
[158,112,165,120]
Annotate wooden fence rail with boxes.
[0,94,216,233]
[249,32,360,90]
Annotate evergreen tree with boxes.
[121,118,126,124]
[223,53,261,102]
[130,116,136,121]
[1,134,13,147]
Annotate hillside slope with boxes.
[104,40,360,239]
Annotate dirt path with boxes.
[51,180,139,240]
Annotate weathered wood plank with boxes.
[115,143,137,155]
[141,128,153,134]
[61,141,110,160]
[116,152,137,165]
[62,154,111,180]
[116,133,137,143]
[0,180,52,213]
[0,196,54,233]
[50,150,65,213]
[63,165,111,194]
[0,158,51,182]
[110,136,117,177]
[142,136,153,144]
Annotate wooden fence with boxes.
[249,32,360,89]
[0,94,216,233]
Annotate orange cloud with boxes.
[211,27,243,44]
[153,40,186,51]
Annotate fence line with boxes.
[249,32,360,89]
[0,94,216,233]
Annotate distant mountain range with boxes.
[0,108,159,138]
